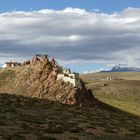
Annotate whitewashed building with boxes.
[5,62,21,67]
[57,68,81,87]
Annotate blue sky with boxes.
[0,0,140,13]
[0,0,140,73]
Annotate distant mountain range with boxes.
[101,64,140,72]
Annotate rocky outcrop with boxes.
[1,55,98,106]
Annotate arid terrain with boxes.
[0,93,140,140]
[0,61,140,140]
[80,72,140,116]
[0,0,140,139]
[0,56,96,106]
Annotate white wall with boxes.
[57,74,81,87]
[2,64,6,68]
[57,74,64,80]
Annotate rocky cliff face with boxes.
[0,56,97,106]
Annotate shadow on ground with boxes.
[0,93,140,140]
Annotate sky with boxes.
[0,0,140,13]
[0,0,140,73]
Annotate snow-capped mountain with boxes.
[101,64,140,72]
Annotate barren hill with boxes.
[0,59,140,140]
[0,55,97,106]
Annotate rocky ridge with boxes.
[0,55,98,106]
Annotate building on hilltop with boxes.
[5,62,21,67]
[31,54,49,63]
[63,68,71,75]
[57,67,81,87]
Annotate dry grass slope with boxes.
[80,72,140,116]
[0,93,140,140]
[0,68,140,139]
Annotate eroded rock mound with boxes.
[2,55,98,106]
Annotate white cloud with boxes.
[0,7,140,68]
[90,9,100,13]
[83,68,104,74]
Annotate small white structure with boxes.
[5,62,21,68]
[101,77,113,81]
[63,68,71,75]
[57,68,81,87]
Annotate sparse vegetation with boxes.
[0,69,15,80]
[0,93,140,140]
[0,62,140,139]
[80,72,140,116]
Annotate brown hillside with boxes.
[0,55,97,106]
